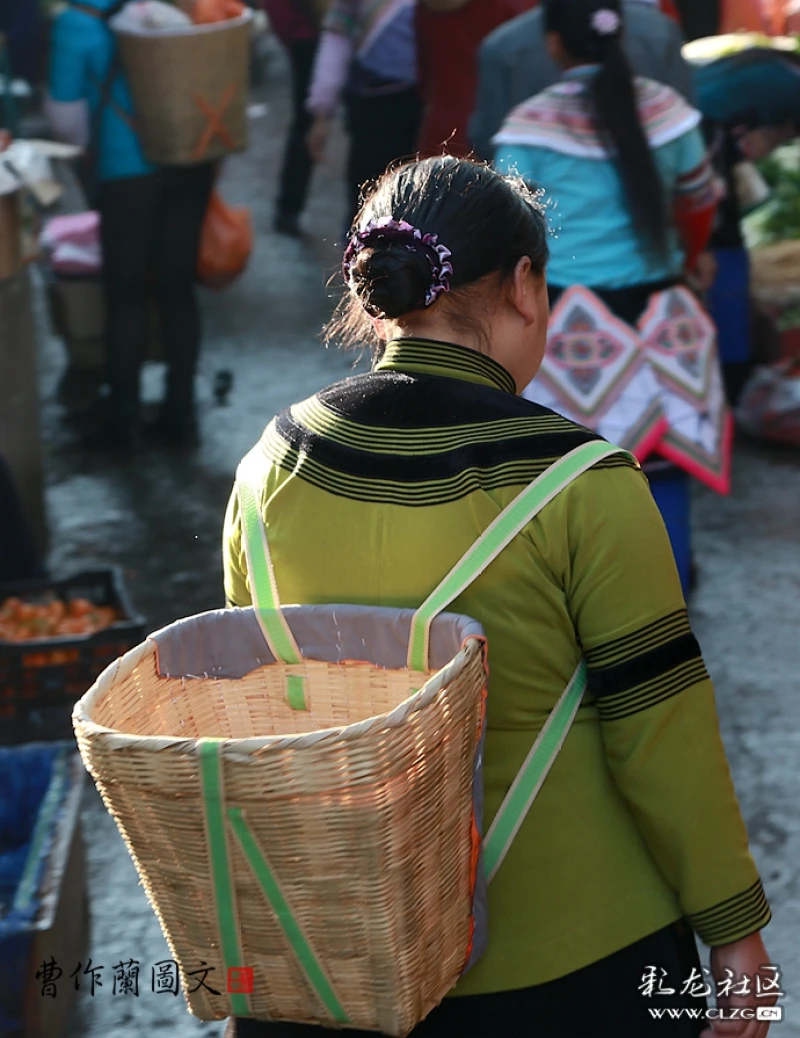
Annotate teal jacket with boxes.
[48,0,155,181]
[471,0,696,160]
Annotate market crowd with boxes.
[17,0,790,456]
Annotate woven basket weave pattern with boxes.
[117,19,250,166]
[75,637,486,1034]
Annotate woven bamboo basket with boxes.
[71,440,616,1034]
[72,604,488,1036]
[113,13,252,166]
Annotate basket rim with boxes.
[112,8,252,39]
[72,635,485,756]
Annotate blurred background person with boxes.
[689,35,800,397]
[654,0,683,21]
[305,0,421,229]
[263,0,327,236]
[493,0,719,326]
[720,0,768,29]
[46,0,215,450]
[414,0,535,158]
[718,0,794,32]
[0,456,45,583]
[471,0,695,160]
[674,0,720,39]
[0,0,43,85]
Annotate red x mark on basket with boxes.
[191,83,237,161]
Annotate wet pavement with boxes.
[22,35,800,1038]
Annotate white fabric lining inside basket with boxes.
[109,9,252,37]
[150,604,485,679]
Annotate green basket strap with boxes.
[199,741,252,1017]
[237,450,303,665]
[407,442,633,671]
[237,450,307,709]
[228,808,350,1025]
[483,660,588,884]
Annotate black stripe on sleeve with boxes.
[688,880,772,947]
[589,632,705,702]
[585,610,690,670]
[596,658,709,721]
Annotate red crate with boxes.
[0,569,145,744]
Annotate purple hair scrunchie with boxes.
[342,217,454,310]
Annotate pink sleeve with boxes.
[306,30,354,116]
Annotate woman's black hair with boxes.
[327,156,549,349]
[543,0,669,256]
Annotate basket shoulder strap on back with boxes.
[482,659,587,883]
[236,454,304,666]
[406,440,633,669]
[70,1,136,124]
[237,451,307,710]
[404,440,635,883]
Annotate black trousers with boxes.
[276,38,318,219]
[548,278,680,327]
[343,86,423,228]
[0,455,44,582]
[224,920,707,1038]
[97,163,215,428]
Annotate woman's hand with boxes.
[307,115,331,164]
[699,931,780,1038]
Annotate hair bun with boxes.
[351,244,433,319]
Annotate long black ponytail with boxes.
[543,0,669,257]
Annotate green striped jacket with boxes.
[223,338,770,993]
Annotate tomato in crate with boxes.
[0,569,145,744]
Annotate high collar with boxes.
[374,338,517,395]
[561,64,601,81]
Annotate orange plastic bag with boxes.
[192,0,246,23]
[719,0,786,32]
[197,191,253,290]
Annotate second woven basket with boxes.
[113,13,252,165]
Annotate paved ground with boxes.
[22,35,800,1038]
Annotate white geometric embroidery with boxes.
[524,287,667,460]
[523,286,733,493]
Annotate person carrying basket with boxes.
[46,0,216,450]
[221,155,775,1037]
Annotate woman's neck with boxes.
[384,317,488,357]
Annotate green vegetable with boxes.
[743,147,800,246]
[684,32,800,65]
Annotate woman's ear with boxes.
[508,256,542,326]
